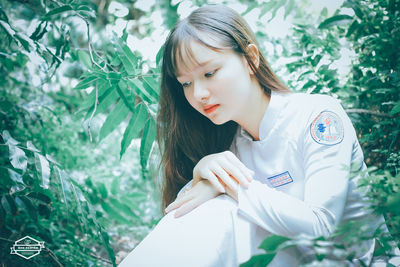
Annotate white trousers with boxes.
[119,194,301,267]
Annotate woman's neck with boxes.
[235,82,270,141]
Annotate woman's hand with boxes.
[165,180,222,218]
[193,151,254,193]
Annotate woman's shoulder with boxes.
[274,92,347,129]
[281,92,343,114]
[284,91,339,104]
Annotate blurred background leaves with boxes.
[0,0,398,266]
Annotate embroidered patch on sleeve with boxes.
[310,111,344,145]
[267,171,293,188]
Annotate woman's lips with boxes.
[203,104,220,114]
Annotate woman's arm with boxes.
[165,151,253,217]
[165,179,223,217]
[234,100,359,238]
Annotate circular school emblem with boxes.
[310,111,344,145]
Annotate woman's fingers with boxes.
[165,193,192,213]
[169,180,222,218]
[194,151,254,192]
[174,199,201,218]
[224,151,254,182]
[218,158,249,188]
[200,169,226,193]
[212,165,241,191]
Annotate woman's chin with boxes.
[208,116,228,125]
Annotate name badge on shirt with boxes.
[268,171,293,188]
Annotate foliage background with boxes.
[0,0,398,266]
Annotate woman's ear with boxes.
[246,44,260,75]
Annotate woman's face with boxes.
[176,39,255,125]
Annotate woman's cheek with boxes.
[185,92,204,114]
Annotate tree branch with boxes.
[345,108,392,118]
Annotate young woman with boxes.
[119,5,380,266]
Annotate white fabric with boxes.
[119,91,379,266]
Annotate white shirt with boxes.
[119,91,381,267]
[230,90,378,264]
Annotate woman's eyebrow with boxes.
[198,59,213,66]
[176,59,215,78]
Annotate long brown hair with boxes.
[157,5,289,212]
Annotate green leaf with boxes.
[298,70,313,81]
[241,1,258,16]
[140,119,156,170]
[77,5,92,11]
[142,76,160,99]
[98,183,108,199]
[27,192,52,204]
[284,0,295,18]
[110,55,121,66]
[0,20,15,38]
[120,103,148,158]
[74,75,99,90]
[54,166,72,208]
[107,72,122,84]
[45,154,60,166]
[34,153,50,189]
[78,79,110,111]
[312,54,322,67]
[351,5,364,19]
[85,87,119,119]
[156,45,164,67]
[259,1,275,18]
[110,178,120,195]
[386,193,400,212]
[116,80,135,112]
[43,5,73,18]
[128,79,156,103]
[101,202,130,224]
[259,235,290,253]
[318,15,353,29]
[390,101,400,116]
[26,141,40,152]
[8,144,27,172]
[346,20,359,37]
[320,7,328,18]
[99,99,130,141]
[30,21,48,41]
[14,33,31,52]
[15,196,37,221]
[8,168,24,184]
[99,228,117,266]
[119,55,135,75]
[240,254,275,267]
[1,195,17,215]
[125,191,147,201]
[2,130,18,145]
[113,35,137,75]
[109,198,139,219]
[78,50,92,69]
[303,79,316,90]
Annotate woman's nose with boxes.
[193,81,210,102]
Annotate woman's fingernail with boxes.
[165,204,173,213]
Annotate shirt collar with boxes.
[239,90,290,142]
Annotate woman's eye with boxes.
[182,81,191,88]
[205,69,218,78]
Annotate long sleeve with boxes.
[237,97,358,238]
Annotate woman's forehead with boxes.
[175,39,225,77]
